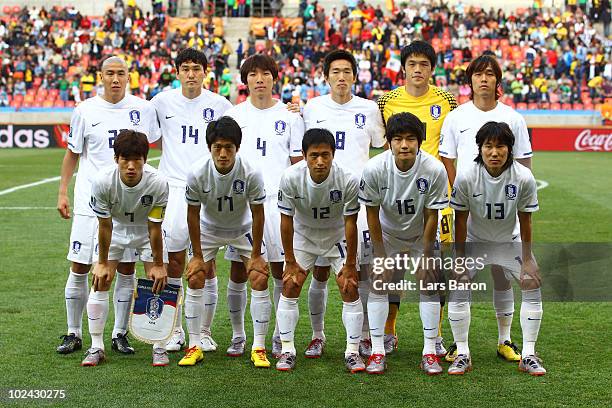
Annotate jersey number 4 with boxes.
[181,125,199,144]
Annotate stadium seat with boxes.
[65,101,75,108]
[3,6,11,14]
[540,102,550,110]
[550,103,561,110]
[12,6,20,14]
[528,102,538,110]
[561,103,572,110]
[584,103,594,110]
[516,103,527,110]
[573,103,584,110]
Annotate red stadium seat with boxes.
[55,100,65,108]
[12,6,20,14]
[65,101,75,108]
[540,102,550,110]
[583,103,594,110]
[516,103,527,110]
[573,103,584,110]
[10,99,21,109]
[550,103,561,110]
[561,103,572,110]
[490,39,500,50]
[3,6,11,14]
[528,103,538,110]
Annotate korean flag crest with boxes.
[355,113,366,129]
[129,109,141,126]
[141,194,153,207]
[203,108,215,123]
[430,105,442,120]
[233,179,245,194]
[330,189,342,203]
[416,178,429,194]
[130,279,181,344]
[505,184,517,200]
[275,120,287,135]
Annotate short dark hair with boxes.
[206,116,242,148]
[400,40,436,69]
[474,122,515,166]
[240,54,279,85]
[302,128,336,156]
[466,54,503,100]
[385,112,425,146]
[114,130,149,160]
[175,48,208,71]
[323,50,357,78]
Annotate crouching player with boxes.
[82,130,169,366]
[360,113,449,374]
[448,121,545,376]
[275,128,364,373]
[182,117,270,368]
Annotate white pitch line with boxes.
[536,179,549,190]
[0,207,56,210]
[0,156,161,197]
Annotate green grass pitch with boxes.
[0,149,610,407]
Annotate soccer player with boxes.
[223,54,304,359]
[81,130,169,366]
[448,121,545,376]
[360,113,449,374]
[57,56,159,355]
[275,128,364,373]
[301,50,386,360]
[377,40,457,355]
[440,54,534,363]
[151,48,233,353]
[181,117,269,367]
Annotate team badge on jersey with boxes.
[203,108,215,122]
[72,241,82,254]
[129,110,141,126]
[275,120,287,135]
[146,296,163,320]
[233,179,245,194]
[330,189,343,203]
[355,113,366,129]
[430,105,442,120]
[416,178,429,194]
[141,195,153,207]
[505,184,517,200]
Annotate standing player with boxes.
[360,113,449,375]
[151,48,233,353]
[377,41,457,355]
[223,54,304,359]
[448,121,545,376]
[439,54,533,363]
[57,56,159,355]
[82,130,168,366]
[302,50,386,360]
[181,117,269,368]
[275,129,364,373]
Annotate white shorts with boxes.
[466,241,534,281]
[201,228,262,262]
[314,207,371,267]
[98,225,156,263]
[67,214,137,264]
[295,249,345,275]
[162,185,190,253]
[225,197,283,263]
[382,230,424,258]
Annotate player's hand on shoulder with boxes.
[285,102,301,115]
[57,193,71,219]
[149,264,167,294]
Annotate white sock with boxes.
[342,298,363,356]
[358,280,370,339]
[494,288,514,344]
[367,292,388,355]
[227,280,247,340]
[185,287,204,347]
[272,278,283,337]
[520,288,543,357]
[251,289,271,350]
[277,295,299,354]
[65,270,88,338]
[87,289,109,350]
[448,290,471,356]
[308,277,327,340]
[168,277,184,333]
[420,293,441,355]
[112,272,135,338]
[201,277,218,335]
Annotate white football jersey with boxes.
[303,94,385,177]
[68,94,160,216]
[278,161,360,248]
[439,101,533,176]
[185,155,266,236]
[450,161,539,242]
[360,150,449,239]
[151,88,233,186]
[90,164,168,227]
[225,99,304,196]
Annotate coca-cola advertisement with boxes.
[530,128,612,152]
